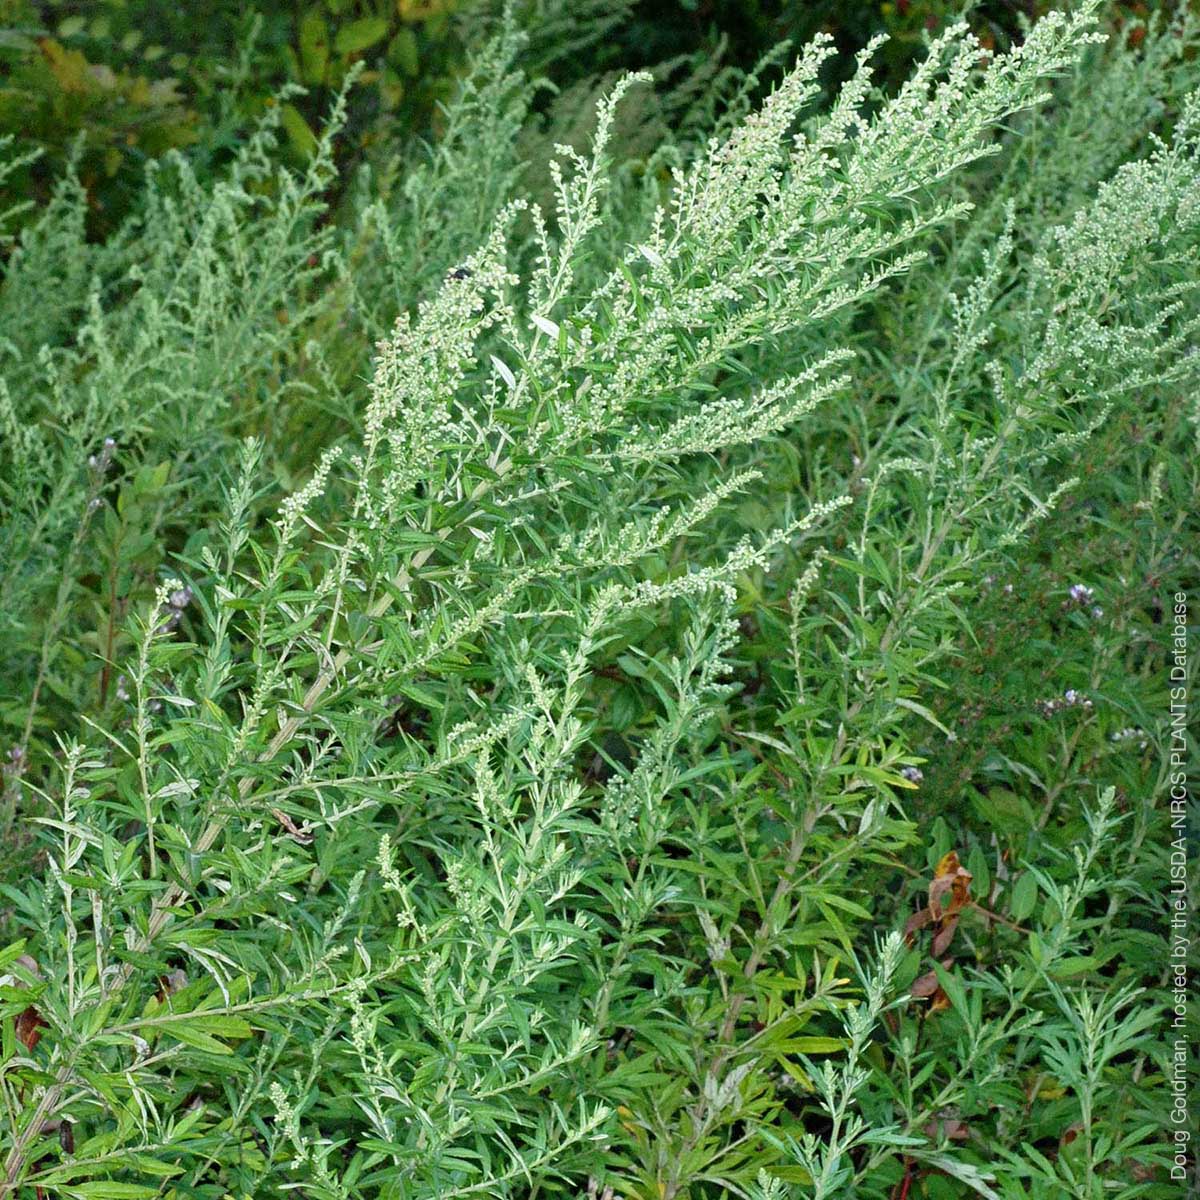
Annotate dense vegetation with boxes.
[0,1,1196,1197]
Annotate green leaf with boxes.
[0,940,27,973]
[143,1013,252,1054]
[1049,956,1098,979]
[786,1037,847,1054]
[970,787,1032,837]
[388,27,418,76]
[810,890,873,922]
[765,1165,816,1185]
[193,1014,254,1038]
[609,683,640,732]
[966,843,989,898]
[931,962,969,1023]
[914,1153,1000,1199]
[894,696,951,736]
[1027,930,1045,966]
[63,1186,162,1199]
[1010,872,1038,922]
[298,11,330,84]
[334,17,390,55]
[165,1023,233,1054]
[280,104,318,158]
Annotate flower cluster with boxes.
[154,584,193,634]
[1064,581,1104,618]
[1110,726,1149,750]
[86,437,116,475]
[1038,688,1095,717]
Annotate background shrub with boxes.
[0,2,1195,1198]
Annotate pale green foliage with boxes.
[0,6,1196,1198]
[0,81,355,749]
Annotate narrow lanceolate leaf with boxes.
[491,354,517,388]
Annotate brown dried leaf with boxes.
[911,958,955,1013]
[272,806,314,845]
[903,906,934,943]
[14,954,41,981]
[924,1113,970,1141]
[933,851,961,878]
[155,968,189,1002]
[931,914,960,958]
[929,851,972,920]
[911,969,941,998]
[15,1005,46,1051]
[1061,1123,1083,1147]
